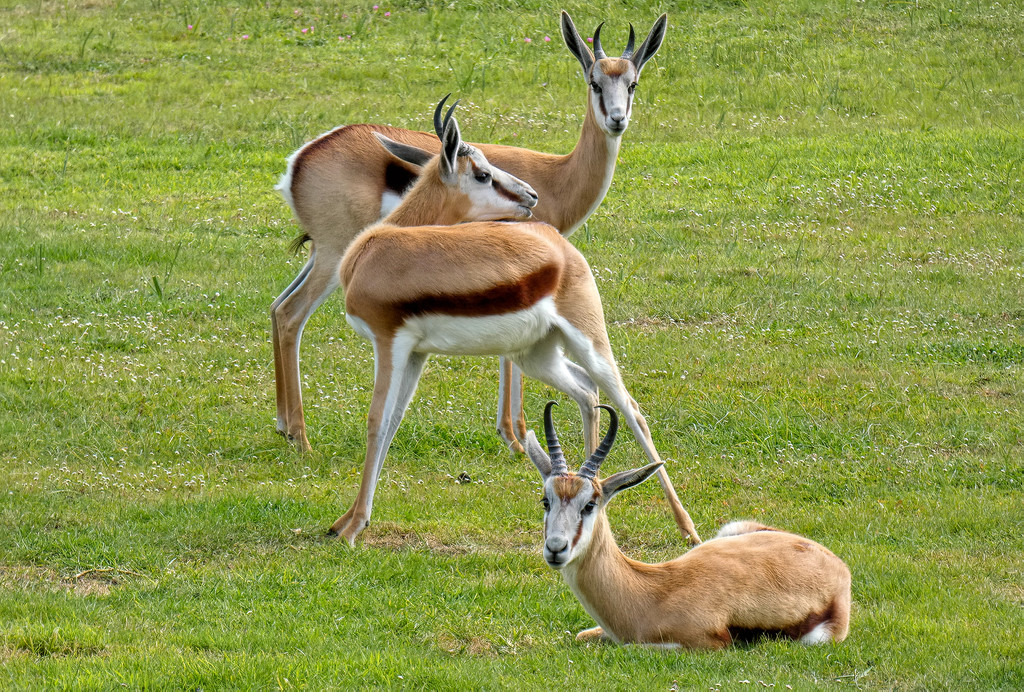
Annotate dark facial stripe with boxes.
[571,519,584,548]
[399,264,560,318]
[492,178,524,203]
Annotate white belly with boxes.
[397,298,557,356]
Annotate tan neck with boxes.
[381,167,469,227]
[561,512,662,642]
[543,96,621,234]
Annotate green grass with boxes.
[1,0,1022,688]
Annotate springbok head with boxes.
[525,401,664,569]
[375,95,538,221]
[560,12,668,137]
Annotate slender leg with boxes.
[514,335,600,457]
[496,357,525,454]
[271,246,344,451]
[271,253,314,435]
[330,339,427,545]
[511,362,528,449]
[561,332,702,545]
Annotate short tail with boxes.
[287,233,312,255]
[714,520,780,539]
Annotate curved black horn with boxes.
[592,22,607,59]
[433,94,460,139]
[579,405,618,479]
[543,401,569,476]
[622,23,636,59]
[433,94,451,139]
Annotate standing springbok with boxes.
[526,402,852,649]
[274,11,668,452]
[329,107,700,547]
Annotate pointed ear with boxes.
[561,10,594,76]
[439,118,461,181]
[373,133,433,168]
[630,13,667,74]
[601,461,663,504]
[523,431,553,480]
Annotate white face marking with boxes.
[398,298,558,356]
[542,477,600,569]
[589,59,640,137]
[457,146,537,221]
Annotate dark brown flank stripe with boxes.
[728,598,837,645]
[399,264,560,318]
[384,162,419,195]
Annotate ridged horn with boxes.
[592,22,607,59]
[543,401,569,476]
[622,23,636,59]
[579,405,618,479]
[433,94,460,139]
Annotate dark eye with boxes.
[628,82,637,94]
[590,82,602,94]
[582,501,597,515]
[474,171,491,184]
[541,498,550,512]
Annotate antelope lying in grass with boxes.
[329,103,699,547]
[526,402,852,649]
[274,11,668,453]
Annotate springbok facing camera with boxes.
[274,11,668,453]
[527,402,852,649]
[328,107,699,547]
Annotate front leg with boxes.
[330,339,427,545]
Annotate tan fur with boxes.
[334,213,700,545]
[272,14,667,453]
[329,126,699,545]
[553,490,851,649]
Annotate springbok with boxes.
[274,11,668,452]
[526,402,852,649]
[329,106,700,547]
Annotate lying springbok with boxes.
[330,106,699,547]
[526,402,852,649]
[274,11,668,452]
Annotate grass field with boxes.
[1,0,1022,688]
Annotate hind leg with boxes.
[271,253,313,435]
[513,334,600,457]
[496,358,528,454]
[271,245,344,451]
[561,327,701,544]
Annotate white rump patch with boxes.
[800,622,832,645]
[275,125,349,216]
[397,299,558,356]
